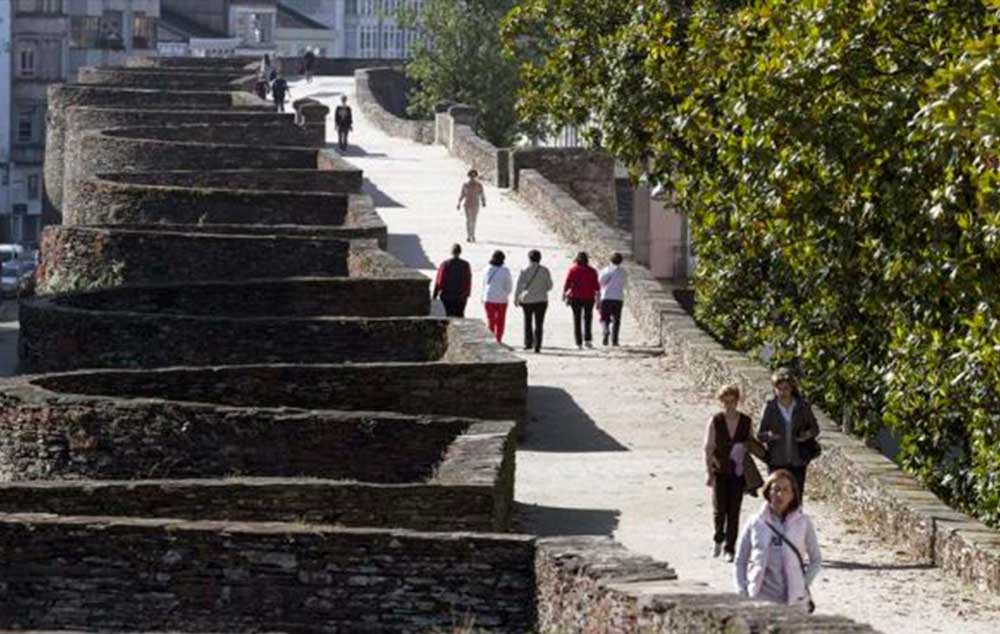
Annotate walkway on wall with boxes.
[296,76,1000,634]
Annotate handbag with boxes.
[764,521,816,614]
[799,437,822,463]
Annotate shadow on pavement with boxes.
[512,502,620,536]
[334,145,388,158]
[530,345,664,360]
[822,559,935,572]
[521,385,629,452]
[363,177,405,208]
[387,233,437,271]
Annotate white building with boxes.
[282,0,421,59]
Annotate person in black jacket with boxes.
[334,96,353,151]
[757,368,821,496]
[433,243,472,317]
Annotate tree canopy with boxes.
[503,0,1000,526]
[400,0,521,146]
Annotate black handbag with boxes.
[799,437,822,463]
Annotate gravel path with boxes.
[298,75,1000,634]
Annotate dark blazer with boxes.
[757,396,820,467]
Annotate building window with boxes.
[133,14,157,49]
[233,10,275,45]
[17,109,36,143]
[346,0,358,16]
[99,10,125,49]
[16,0,62,14]
[26,175,40,201]
[17,43,35,78]
[70,16,101,48]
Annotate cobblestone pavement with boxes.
[300,75,1000,633]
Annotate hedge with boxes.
[504,0,1000,526]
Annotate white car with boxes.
[1,260,36,297]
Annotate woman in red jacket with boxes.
[563,251,601,349]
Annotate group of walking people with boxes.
[432,245,627,351]
[255,54,290,112]
[704,370,823,612]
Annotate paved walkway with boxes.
[297,76,1000,633]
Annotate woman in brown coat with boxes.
[704,383,759,562]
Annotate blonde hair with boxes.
[716,383,741,401]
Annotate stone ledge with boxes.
[512,161,1000,597]
[354,67,434,144]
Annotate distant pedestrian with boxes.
[271,73,289,112]
[514,249,553,353]
[563,251,600,349]
[705,384,761,562]
[433,243,472,317]
[302,49,316,83]
[598,252,627,346]
[457,170,486,242]
[334,96,353,151]
[735,469,821,612]
[482,250,512,343]
[756,369,821,496]
[255,54,272,100]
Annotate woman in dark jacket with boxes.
[757,369,820,496]
[563,251,600,349]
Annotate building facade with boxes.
[281,0,421,59]
[8,0,159,244]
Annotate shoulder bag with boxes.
[764,521,816,613]
[517,266,541,304]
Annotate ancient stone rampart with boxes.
[3,57,531,632]
[354,67,434,144]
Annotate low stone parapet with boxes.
[354,67,434,144]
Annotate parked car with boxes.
[1,260,36,297]
[0,244,24,265]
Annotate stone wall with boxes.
[511,147,619,225]
[435,103,510,188]
[354,67,434,144]
[536,536,879,633]
[513,166,1000,596]
[0,515,537,633]
[77,66,255,91]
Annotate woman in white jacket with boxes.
[482,250,512,343]
[734,469,821,612]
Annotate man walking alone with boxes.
[433,244,472,317]
[334,96,353,151]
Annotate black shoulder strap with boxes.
[764,521,807,575]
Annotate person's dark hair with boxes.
[762,469,801,515]
[611,252,623,265]
[451,243,462,257]
[490,250,505,266]
[528,249,541,263]
[468,169,479,178]
[574,251,589,266]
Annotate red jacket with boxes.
[563,263,600,301]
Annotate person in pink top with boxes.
[562,251,600,349]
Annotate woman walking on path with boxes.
[514,249,553,353]
[482,250,512,343]
[563,252,601,349]
[704,384,760,562]
[598,252,627,346]
[433,243,472,317]
[457,170,486,242]
[735,469,822,612]
[757,369,821,496]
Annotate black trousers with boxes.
[337,127,350,149]
[521,302,548,352]
[767,464,808,497]
[569,299,594,346]
[712,474,746,553]
[600,299,624,345]
[441,297,467,318]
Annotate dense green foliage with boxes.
[399,0,521,146]
[503,0,1000,525]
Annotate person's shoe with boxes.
[585,341,594,349]
[724,551,735,563]
[612,340,620,347]
[577,344,583,350]
[602,333,609,346]
[713,543,722,558]
[524,345,532,351]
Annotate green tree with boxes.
[400,0,521,146]
[503,0,1000,526]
